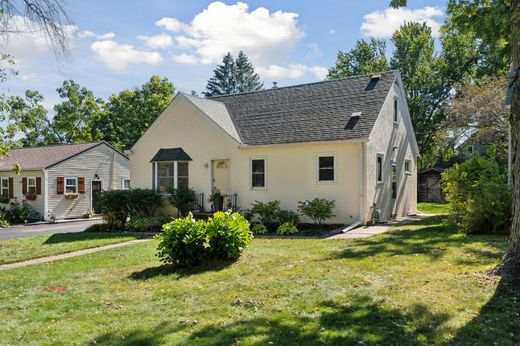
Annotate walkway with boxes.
[0,238,151,271]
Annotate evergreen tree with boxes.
[203,51,263,97]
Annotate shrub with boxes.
[442,148,511,234]
[7,199,40,223]
[168,187,197,216]
[251,200,281,224]
[126,217,160,232]
[276,222,298,235]
[298,198,336,228]
[156,215,208,267]
[126,189,163,218]
[100,189,162,228]
[206,212,252,261]
[252,223,267,235]
[277,209,300,225]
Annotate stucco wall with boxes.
[47,143,130,219]
[365,80,418,221]
[0,170,45,219]
[130,95,363,224]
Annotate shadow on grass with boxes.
[445,277,520,345]
[329,216,507,262]
[129,260,234,280]
[89,294,450,345]
[42,232,138,245]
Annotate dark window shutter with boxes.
[152,163,156,191]
[22,177,27,195]
[8,178,13,198]
[36,177,42,195]
[57,177,64,194]
[78,177,85,194]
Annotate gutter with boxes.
[238,138,368,150]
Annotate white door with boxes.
[212,160,230,195]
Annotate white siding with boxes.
[0,170,45,219]
[46,143,129,219]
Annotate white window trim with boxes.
[404,159,412,175]
[249,156,267,190]
[121,178,131,189]
[65,177,78,193]
[316,153,337,184]
[377,153,384,184]
[1,177,9,198]
[27,176,37,194]
[393,96,399,124]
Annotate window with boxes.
[317,154,335,183]
[177,162,189,188]
[404,160,411,175]
[157,162,175,192]
[377,154,384,183]
[65,177,78,193]
[1,178,8,198]
[122,178,131,190]
[251,158,266,188]
[393,98,399,123]
[27,177,36,194]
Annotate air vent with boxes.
[371,74,381,79]
[351,111,362,118]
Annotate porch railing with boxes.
[189,192,238,213]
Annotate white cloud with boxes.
[137,33,173,49]
[90,40,163,71]
[329,29,336,35]
[172,53,199,64]
[1,15,76,62]
[361,6,444,38]
[78,30,116,40]
[156,1,304,65]
[257,64,327,80]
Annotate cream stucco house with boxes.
[129,71,419,225]
[0,142,130,221]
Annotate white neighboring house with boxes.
[0,142,130,221]
[129,71,419,225]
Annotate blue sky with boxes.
[2,0,446,112]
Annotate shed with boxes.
[418,168,445,203]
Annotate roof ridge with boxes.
[208,70,399,99]
[9,141,101,151]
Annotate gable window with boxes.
[393,98,399,123]
[27,177,36,194]
[122,178,131,190]
[65,177,78,193]
[251,158,266,188]
[1,178,8,198]
[404,160,411,175]
[317,154,336,183]
[377,154,384,183]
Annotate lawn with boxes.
[417,202,450,215]
[0,216,518,345]
[0,232,143,265]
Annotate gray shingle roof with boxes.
[0,142,101,171]
[150,148,192,162]
[208,70,398,146]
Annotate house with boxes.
[0,142,130,221]
[129,71,419,224]
[418,168,445,203]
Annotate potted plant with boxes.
[208,188,224,211]
[64,192,80,200]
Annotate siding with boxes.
[0,170,45,219]
[47,143,129,219]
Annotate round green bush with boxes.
[276,222,298,235]
[205,211,252,261]
[156,215,208,267]
[252,223,267,235]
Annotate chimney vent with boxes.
[371,74,381,79]
[351,111,362,118]
[272,81,278,89]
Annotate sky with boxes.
[1,0,446,113]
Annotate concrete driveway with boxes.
[0,219,102,240]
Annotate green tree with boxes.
[102,75,175,150]
[327,38,389,79]
[203,51,263,97]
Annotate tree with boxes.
[203,51,263,97]
[390,0,520,277]
[101,75,175,150]
[390,22,477,167]
[327,38,389,79]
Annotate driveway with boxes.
[0,219,102,240]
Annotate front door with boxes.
[212,160,230,195]
[92,180,102,214]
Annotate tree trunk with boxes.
[494,0,520,276]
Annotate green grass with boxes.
[418,202,450,215]
[0,216,517,345]
[0,232,142,265]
